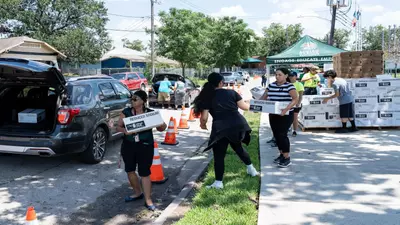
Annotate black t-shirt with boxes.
[206,89,242,121]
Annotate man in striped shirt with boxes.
[261,68,298,168]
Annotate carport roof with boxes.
[0,36,66,58]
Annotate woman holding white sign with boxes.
[261,68,298,168]
[193,72,259,190]
[117,90,167,211]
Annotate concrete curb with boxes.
[153,152,213,225]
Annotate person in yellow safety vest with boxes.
[301,65,321,95]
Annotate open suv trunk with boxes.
[0,58,66,135]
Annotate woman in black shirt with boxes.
[193,72,259,189]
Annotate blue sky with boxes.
[105,0,400,49]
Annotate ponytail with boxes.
[193,81,217,116]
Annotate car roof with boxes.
[0,58,54,72]
[67,75,116,83]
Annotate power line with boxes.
[106,28,147,32]
[108,13,150,18]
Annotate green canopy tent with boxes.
[267,35,346,65]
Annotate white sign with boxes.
[123,110,164,134]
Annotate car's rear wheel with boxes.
[81,127,107,164]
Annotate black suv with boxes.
[0,58,133,164]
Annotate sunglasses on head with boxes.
[131,96,141,102]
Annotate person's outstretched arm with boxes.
[237,99,250,111]
[200,110,209,130]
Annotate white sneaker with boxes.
[247,165,260,177]
[206,181,223,189]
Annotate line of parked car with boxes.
[0,58,206,164]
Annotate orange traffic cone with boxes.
[188,108,196,122]
[25,206,38,225]
[161,117,179,145]
[173,118,179,134]
[236,84,242,95]
[178,106,189,129]
[150,142,168,184]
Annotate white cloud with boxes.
[255,0,333,39]
[211,5,249,17]
[362,5,385,13]
[275,0,327,10]
[372,11,400,25]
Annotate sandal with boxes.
[124,193,144,202]
[145,203,157,211]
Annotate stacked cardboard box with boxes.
[299,90,342,128]
[351,78,400,127]
[333,51,384,78]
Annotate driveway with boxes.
[0,110,210,225]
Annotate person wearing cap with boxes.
[322,70,359,133]
[301,66,321,95]
[117,90,168,211]
[288,71,304,137]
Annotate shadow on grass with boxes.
[175,112,261,225]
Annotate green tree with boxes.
[122,38,144,51]
[0,0,112,64]
[209,17,256,69]
[156,8,209,77]
[321,28,351,49]
[261,23,303,56]
[362,25,388,51]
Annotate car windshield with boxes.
[66,85,92,105]
[221,73,234,77]
[110,74,126,80]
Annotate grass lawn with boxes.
[192,78,208,87]
[175,111,260,225]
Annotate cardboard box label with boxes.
[302,95,339,106]
[355,110,379,120]
[354,95,378,105]
[249,100,290,115]
[123,110,164,133]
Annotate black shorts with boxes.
[339,103,354,119]
[121,140,154,176]
[304,87,317,95]
[293,106,302,113]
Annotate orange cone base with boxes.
[161,141,179,146]
[178,126,190,129]
[152,176,169,184]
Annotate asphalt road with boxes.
[0,78,260,225]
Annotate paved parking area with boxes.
[0,109,210,225]
[0,79,257,225]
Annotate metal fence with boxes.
[62,66,266,78]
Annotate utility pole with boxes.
[329,2,338,46]
[150,0,155,78]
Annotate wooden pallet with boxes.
[299,123,340,132]
[299,123,400,132]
